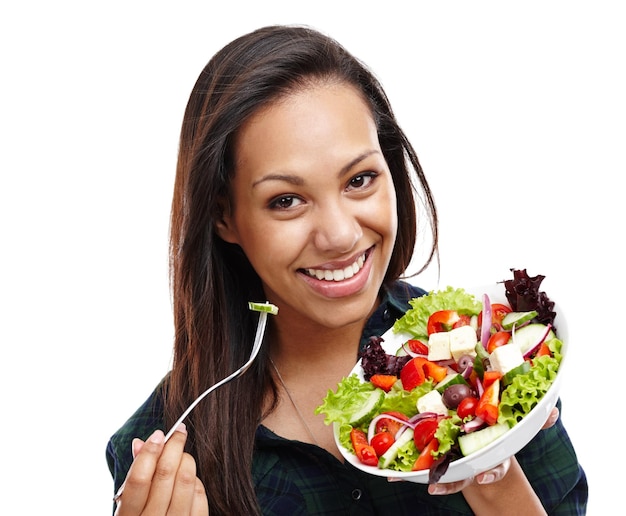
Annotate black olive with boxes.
[457,354,474,371]
[442,383,473,409]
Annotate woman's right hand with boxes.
[114,423,209,515]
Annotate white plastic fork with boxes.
[114,301,277,504]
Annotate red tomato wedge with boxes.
[407,339,429,355]
[350,428,378,466]
[412,438,439,471]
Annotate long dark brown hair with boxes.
[165,25,438,515]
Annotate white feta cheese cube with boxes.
[416,389,449,415]
[489,343,525,375]
[448,325,478,362]
[428,332,451,361]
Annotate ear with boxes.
[214,203,240,244]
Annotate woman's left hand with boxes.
[427,406,559,496]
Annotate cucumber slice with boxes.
[435,372,469,393]
[458,423,508,456]
[348,389,385,426]
[502,310,538,330]
[502,361,531,386]
[512,323,555,355]
[378,427,415,469]
[248,301,279,315]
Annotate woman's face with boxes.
[217,82,398,330]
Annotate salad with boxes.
[315,269,563,484]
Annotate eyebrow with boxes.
[251,150,381,188]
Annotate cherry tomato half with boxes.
[371,432,395,457]
[375,411,409,437]
[487,331,512,353]
[413,417,440,452]
[479,303,512,330]
[456,396,479,419]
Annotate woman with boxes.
[107,25,587,515]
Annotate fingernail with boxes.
[131,438,143,458]
[429,484,445,495]
[149,429,165,444]
[478,473,495,484]
[175,422,187,435]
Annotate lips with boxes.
[302,251,368,282]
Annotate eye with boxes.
[347,172,377,191]
[268,195,303,210]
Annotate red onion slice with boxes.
[480,293,492,349]
[522,323,553,359]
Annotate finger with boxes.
[541,407,559,429]
[166,452,199,514]
[428,458,511,495]
[142,424,189,513]
[117,429,167,515]
[475,457,511,485]
[191,478,209,516]
[428,477,473,495]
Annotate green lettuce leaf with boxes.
[497,339,562,427]
[379,380,433,417]
[434,414,462,458]
[392,286,482,340]
[386,436,419,472]
[315,374,375,426]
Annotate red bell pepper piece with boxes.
[535,342,552,358]
[370,374,398,392]
[476,377,500,425]
[350,428,378,466]
[400,357,448,391]
[482,370,503,389]
[427,310,461,334]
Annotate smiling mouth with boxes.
[301,250,368,282]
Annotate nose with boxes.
[312,200,362,254]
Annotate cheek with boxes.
[375,182,398,241]
[236,222,303,271]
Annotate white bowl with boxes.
[334,282,567,483]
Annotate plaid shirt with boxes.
[107,281,587,515]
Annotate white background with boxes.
[1,1,622,514]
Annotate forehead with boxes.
[232,82,379,172]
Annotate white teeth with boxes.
[305,253,366,282]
